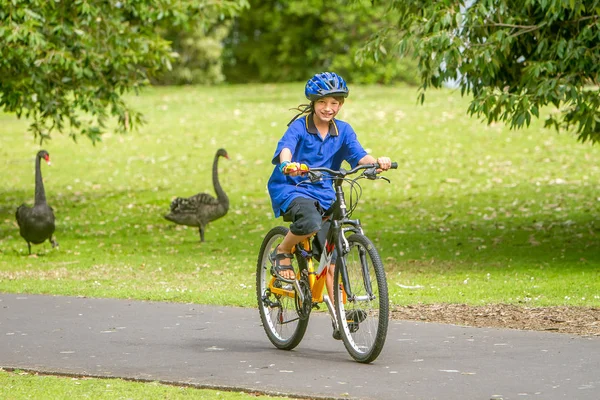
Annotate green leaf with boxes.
[0,0,248,143]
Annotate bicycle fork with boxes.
[323,293,339,332]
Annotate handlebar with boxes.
[306,162,398,182]
[309,162,397,176]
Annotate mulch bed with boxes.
[391,304,600,336]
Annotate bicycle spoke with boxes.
[335,234,388,363]
[256,226,308,350]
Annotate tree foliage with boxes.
[363,0,600,142]
[223,0,419,85]
[153,19,233,86]
[153,22,231,86]
[0,0,247,143]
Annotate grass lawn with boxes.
[1,82,599,397]
[1,83,598,307]
[0,368,291,400]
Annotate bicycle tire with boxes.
[334,233,389,363]
[256,226,309,350]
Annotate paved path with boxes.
[0,293,598,400]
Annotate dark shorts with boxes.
[283,197,325,235]
[283,197,337,263]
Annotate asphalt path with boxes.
[0,293,598,400]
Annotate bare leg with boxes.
[325,262,340,339]
[276,230,316,279]
[325,263,336,307]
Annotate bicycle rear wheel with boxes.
[256,226,308,350]
[334,233,389,363]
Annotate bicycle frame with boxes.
[267,168,370,308]
[259,161,396,361]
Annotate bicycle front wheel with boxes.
[256,226,308,350]
[334,233,389,363]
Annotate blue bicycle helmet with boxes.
[305,72,349,101]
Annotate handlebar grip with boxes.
[391,162,398,169]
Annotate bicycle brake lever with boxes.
[379,176,391,183]
[309,171,323,183]
[363,167,378,180]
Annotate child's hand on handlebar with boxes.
[377,157,392,172]
[280,161,309,176]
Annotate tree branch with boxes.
[484,22,540,29]
[474,21,544,38]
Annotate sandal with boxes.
[269,245,296,282]
[332,320,342,340]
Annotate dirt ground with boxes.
[391,304,600,337]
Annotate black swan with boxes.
[16,150,58,254]
[164,148,230,242]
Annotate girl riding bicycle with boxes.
[267,71,393,334]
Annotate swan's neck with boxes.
[213,155,228,207]
[34,155,47,206]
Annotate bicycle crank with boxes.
[295,277,312,320]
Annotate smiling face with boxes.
[312,96,344,126]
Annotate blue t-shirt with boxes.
[267,113,367,218]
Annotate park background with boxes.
[1,1,599,398]
[2,82,599,307]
